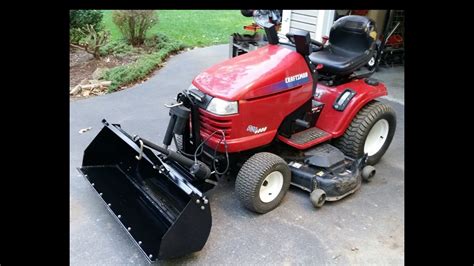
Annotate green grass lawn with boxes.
[102,10,253,47]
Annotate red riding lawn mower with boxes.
[78,10,396,262]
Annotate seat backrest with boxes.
[329,15,375,54]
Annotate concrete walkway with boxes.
[70,44,404,265]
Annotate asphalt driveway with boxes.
[70,44,404,265]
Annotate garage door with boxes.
[281,10,335,42]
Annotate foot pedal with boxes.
[278,127,332,149]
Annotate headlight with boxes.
[206,97,238,115]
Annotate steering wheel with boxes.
[252,10,281,28]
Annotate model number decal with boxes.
[285,72,308,84]
[247,125,267,134]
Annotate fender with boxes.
[314,79,388,137]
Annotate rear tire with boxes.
[334,101,396,165]
[235,152,291,214]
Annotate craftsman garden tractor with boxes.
[78,12,396,262]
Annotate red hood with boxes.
[192,45,311,101]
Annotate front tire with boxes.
[334,101,396,165]
[235,152,291,213]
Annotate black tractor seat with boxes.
[309,46,373,76]
[309,15,376,76]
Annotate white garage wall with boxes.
[281,10,335,42]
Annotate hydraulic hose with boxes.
[135,137,211,180]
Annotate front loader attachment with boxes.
[77,120,212,261]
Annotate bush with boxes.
[70,10,103,44]
[70,28,85,44]
[144,32,173,50]
[112,10,158,46]
[99,40,133,56]
[104,38,185,91]
[78,25,110,59]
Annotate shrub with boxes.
[104,38,185,91]
[77,25,110,59]
[112,10,158,46]
[99,40,133,56]
[70,10,103,44]
[70,28,85,44]
[144,32,173,50]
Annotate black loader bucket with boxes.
[77,120,212,262]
